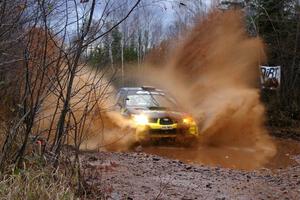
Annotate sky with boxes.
[160,0,213,24]
[61,0,215,44]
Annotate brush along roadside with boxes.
[0,166,75,200]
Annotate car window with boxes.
[126,94,176,108]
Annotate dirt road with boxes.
[82,140,300,200]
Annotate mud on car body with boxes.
[115,86,199,143]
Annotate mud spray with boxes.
[38,10,276,169]
[37,66,136,152]
[139,10,276,169]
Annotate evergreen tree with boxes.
[111,28,122,65]
[253,0,300,124]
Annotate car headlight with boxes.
[132,114,149,125]
[182,117,195,125]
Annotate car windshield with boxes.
[126,93,176,109]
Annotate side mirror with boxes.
[115,103,122,110]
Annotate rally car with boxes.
[115,86,199,143]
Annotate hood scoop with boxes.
[148,106,167,111]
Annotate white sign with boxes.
[260,66,281,90]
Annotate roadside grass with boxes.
[0,168,75,200]
[0,167,75,200]
[0,121,101,199]
[0,123,76,200]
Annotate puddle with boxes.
[141,138,300,170]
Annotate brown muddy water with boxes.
[141,138,300,170]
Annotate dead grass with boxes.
[0,167,75,200]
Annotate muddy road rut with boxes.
[81,137,300,200]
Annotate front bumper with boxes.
[135,122,198,140]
